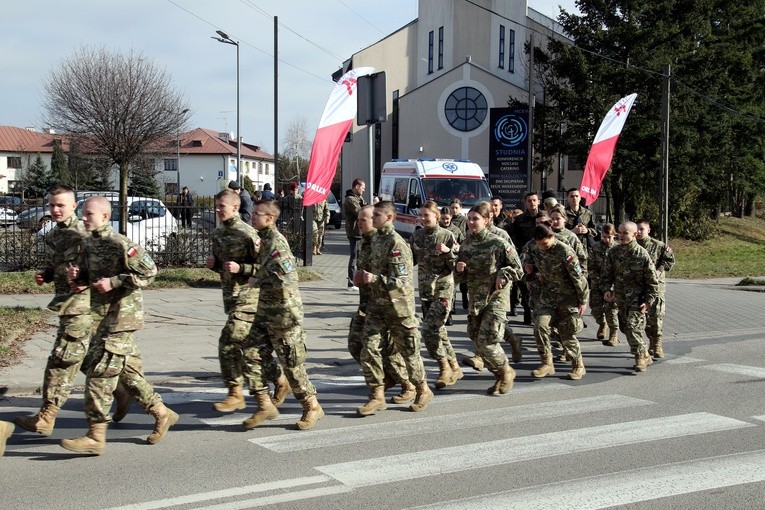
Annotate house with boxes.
[0,125,275,197]
[338,0,582,209]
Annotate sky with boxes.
[1,0,578,154]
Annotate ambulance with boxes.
[378,158,492,236]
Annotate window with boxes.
[508,29,515,73]
[392,90,400,159]
[428,30,434,74]
[164,158,177,172]
[6,156,21,169]
[438,26,444,70]
[444,86,488,132]
[499,25,505,68]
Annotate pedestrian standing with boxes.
[205,189,288,414]
[343,178,366,290]
[228,180,252,223]
[455,202,523,395]
[312,199,329,255]
[177,186,194,228]
[62,196,178,455]
[239,199,324,431]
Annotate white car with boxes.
[38,196,178,252]
[0,207,17,226]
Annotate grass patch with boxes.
[670,216,765,279]
[0,307,51,368]
[737,277,765,286]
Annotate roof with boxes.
[0,126,62,153]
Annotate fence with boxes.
[0,197,307,271]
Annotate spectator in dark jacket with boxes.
[261,182,275,200]
[228,180,252,223]
[177,186,194,228]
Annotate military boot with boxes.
[448,358,464,384]
[271,374,291,407]
[243,391,280,429]
[596,323,607,340]
[505,328,523,363]
[603,329,619,346]
[213,384,247,413]
[462,354,484,372]
[653,337,665,358]
[61,422,107,455]
[112,382,132,423]
[634,352,653,373]
[531,354,555,378]
[358,385,387,416]
[435,358,454,389]
[488,363,516,396]
[409,381,433,412]
[295,395,324,430]
[14,402,60,436]
[568,356,586,380]
[0,420,14,457]
[146,402,179,445]
[390,381,416,404]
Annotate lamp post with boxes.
[212,30,241,186]
[176,108,190,192]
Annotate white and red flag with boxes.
[579,93,638,205]
[303,67,374,207]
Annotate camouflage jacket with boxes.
[564,205,597,243]
[210,216,261,314]
[600,240,659,311]
[456,228,523,316]
[450,214,467,236]
[368,223,417,320]
[588,238,616,286]
[637,236,675,291]
[443,222,465,245]
[489,224,511,243]
[410,225,456,301]
[356,230,377,313]
[533,239,589,309]
[41,214,90,315]
[252,225,303,326]
[74,224,156,333]
[313,200,329,224]
[553,227,588,277]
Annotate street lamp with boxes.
[212,30,241,186]
[176,108,190,191]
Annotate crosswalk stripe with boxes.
[195,485,353,510]
[315,412,753,488]
[665,356,705,364]
[104,475,335,510]
[250,394,651,453]
[408,450,765,510]
[701,363,765,379]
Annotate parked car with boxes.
[326,191,342,229]
[38,196,178,252]
[0,207,17,226]
[17,190,120,230]
[0,195,26,213]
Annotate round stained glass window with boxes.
[444,86,488,132]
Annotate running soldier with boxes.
[590,223,619,346]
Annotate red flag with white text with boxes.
[303,67,375,207]
[579,93,638,205]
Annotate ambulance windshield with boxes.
[421,179,492,207]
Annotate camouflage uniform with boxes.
[312,200,329,253]
[73,224,163,423]
[38,215,93,408]
[410,224,457,361]
[456,229,523,372]
[600,240,660,359]
[589,238,618,334]
[242,224,317,400]
[564,205,597,245]
[361,223,426,387]
[348,229,408,382]
[450,214,467,237]
[553,226,588,277]
[529,240,589,359]
[637,236,675,349]
[210,216,280,389]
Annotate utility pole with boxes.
[659,64,671,243]
[527,32,535,192]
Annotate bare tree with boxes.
[281,115,312,183]
[43,46,190,233]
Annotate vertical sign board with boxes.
[488,107,529,209]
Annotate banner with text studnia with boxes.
[488,107,529,209]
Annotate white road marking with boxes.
[316,412,753,488]
[408,450,765,510]
[250,394,651,453]
[665,356,705,364]
[701,363,765,379]
[196,485,353,510]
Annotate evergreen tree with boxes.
[50,140,71,186]
[128,157,160,197]
[23,154,54,198]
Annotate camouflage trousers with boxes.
[361,311,425,387]
[420,298,455,361]
[645,295,666,341]
[84,332,162,423]
[617,306,649,356]
[312,221,325,249]
[348,309,408,383]
[534,306,583,359]
[219,311,281,388]
[466,308,509,373]
[589,285,618,330]
[242,320,316,400]
[42,313,92,408]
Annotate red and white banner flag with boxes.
[303,67,375,207]
[579,93,638,205]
